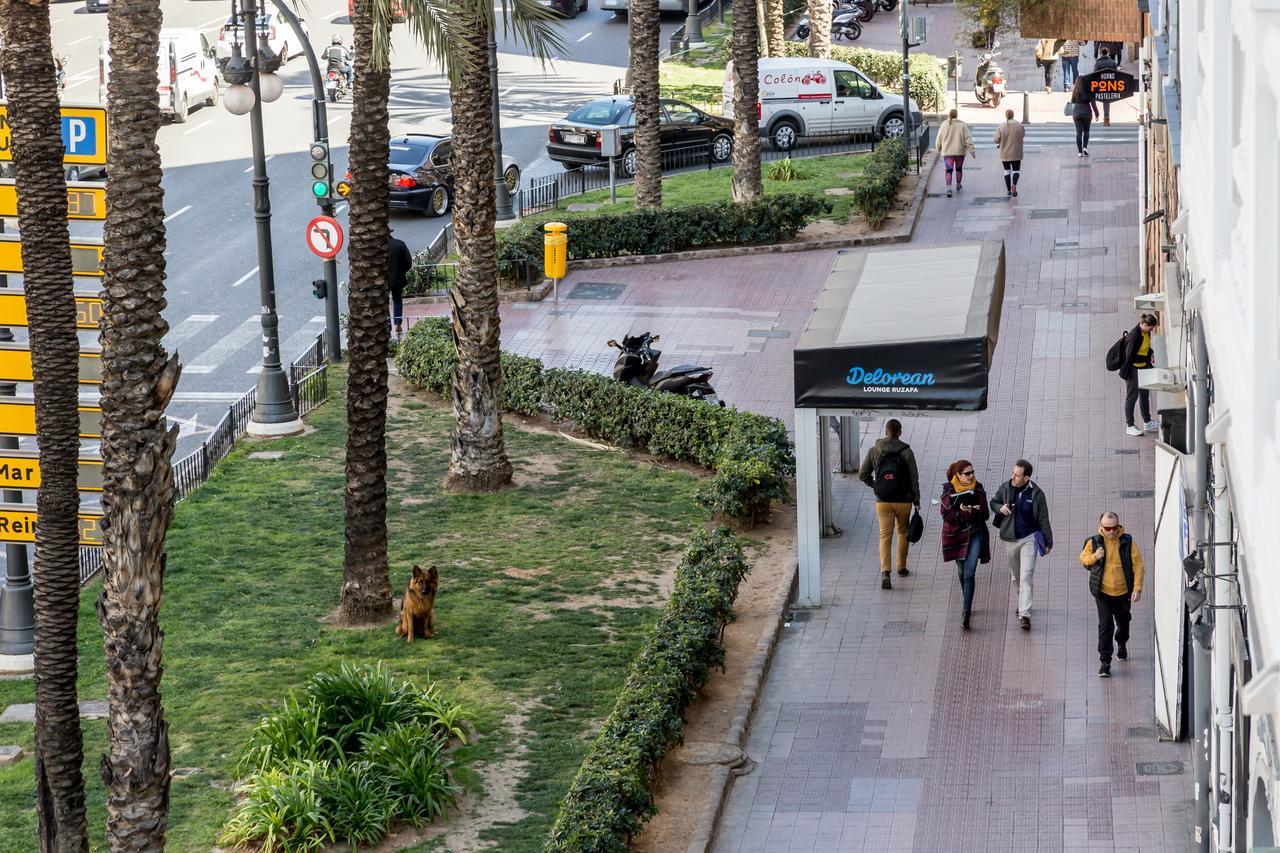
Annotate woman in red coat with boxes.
[940,459,991,630]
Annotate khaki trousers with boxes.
[875,502,913,572]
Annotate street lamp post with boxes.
[684,0,706,51]
[0,221,32,673]
[223,0,303,436]
[489,33,515,221]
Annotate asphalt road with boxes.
[31,0,685,458]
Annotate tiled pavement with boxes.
[405,138,1194,852]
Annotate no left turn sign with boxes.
[305,215,344,259]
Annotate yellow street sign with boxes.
[0,291,104,329]
[0,180,107,221]
[0,450,103,492]
[0,398,102,439]
[0,343,101,384]
[0,102,109,166]
[0,504,104,546]
[0,234,104,278]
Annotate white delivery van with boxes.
[97,29,220,124]
[723,57,921,150]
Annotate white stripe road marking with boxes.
[243,154,274,173]
[67,36,92,47]
[163,205,192,223]
[336,204,348,215]
[250,317,327,372]
[232,266,259,288]
[183,120,214,135]
[576,32,592,42]
[163,314,219,353]
[327,113,347,126]
[326,10,345,20]
[501,86,516,98]
[66,79,98,91]
[185,316,261,374]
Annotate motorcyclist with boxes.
[323,35,352,89]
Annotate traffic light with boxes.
[312,279,327,300]
[309,142,333,203]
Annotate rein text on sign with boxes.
[0,505,104,546]
[0,103,109,165]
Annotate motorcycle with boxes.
[607,333,724,405]
[875,0,897,10]
[794,0,867,39]
[325,69,349,102]
[973,49,1006,107]
[831,10,863,41]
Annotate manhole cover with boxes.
[1136,761,1185,776]
[1031,209,1069,219]
[568,282,626,300]
[676,741,745,767]
[1120,489,1155,499]
[1051,246,1109,258]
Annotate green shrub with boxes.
[766,157,814,182]
[496,193,831,276]
[850,137,909,228]
[779,42,947,113]
[699,442,791,525]
[405,250,452,296]
[396,319,795,524]
[546,528,750,851]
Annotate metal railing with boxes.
[424,222,455,262]
[79,338,331,586]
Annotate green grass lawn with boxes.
[660,62,726,114]
[0,371,707,851]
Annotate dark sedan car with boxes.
[546,97,734,178]
[380,133,520,217]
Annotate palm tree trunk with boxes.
[0,5,89,851]
[731,0,764,203]
[338,0,394,622]
[444,8,513,492]
[765,0,785,57]
[628,0,662,208]
[807,0,831,58]
[755,0,770,56]
[98,0,179,847]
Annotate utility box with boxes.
[906,15,926,44]
[599,125,623,158]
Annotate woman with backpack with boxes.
[1118,313,1159,436]
[940,459,991,630]
[858,419,921,590]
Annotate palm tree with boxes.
[731,0,763,202]
[338,0,395,623]
[0,4,89,851]
[755,0,771,56]
[764,0,785,57]
[97,0,180,846]
[628,0,661,208]
[807,0,831,58]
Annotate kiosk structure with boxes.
[792,242,1006,606]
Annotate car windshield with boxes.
[389,140,435,170]
[564,101,629,125]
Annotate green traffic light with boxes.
[312,181,329,198]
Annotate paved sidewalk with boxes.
[404,134,1192,853]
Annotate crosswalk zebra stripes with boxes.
[965,122,1139,151]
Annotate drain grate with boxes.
[1031,208,1070,219]
[883,621,926,636]
[1120,489,1155,499]
[568,281,626,300]
[1112,448,1140,456]
[1128,726,1158,738]
[1095,157,1138,163]
[747,328,791,339]
[926,192,947,198]
[1136,761,1185,776]
[1037,453,1073,461]
[1051,246,1109,258]
[1061,300,1088,307]
[971,196,1011,205]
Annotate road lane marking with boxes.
[577,32,593,42]
[243,154,274,173]
[335,204,348,215]
[164,314,219,354]
[326,11,344,20]
[231,266,259,288]
[163,205,192,223]
[257,317,328,372]
[501,86,516,98]
[65,78,98,91]
[327,113,347,126]
[185,316,261,374]
[183,120,214,135]
[67,36,92,47]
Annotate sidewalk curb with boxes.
[686,563,799,853]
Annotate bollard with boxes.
[543,222,567,302]
[1022,90,1031,125]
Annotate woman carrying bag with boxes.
[940,459,991,630]
[1069,77,1100,156]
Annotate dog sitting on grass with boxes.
[395,565,438,642]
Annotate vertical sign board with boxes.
[0,103,109,165]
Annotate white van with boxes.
[723,57,921,150]
[97,29,220,124]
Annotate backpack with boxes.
[873,448,911,502]
[1105,331,1128,372]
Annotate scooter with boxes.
[875,0,898,9]
[325,69,349,102]
[973,49,1006,107]
[831,11,863,41]
[607,333,724,406]
[794,1,866,39]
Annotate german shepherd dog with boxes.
[396,565,438,642]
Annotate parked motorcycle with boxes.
[325,69,349,102]
[607,333,724,405]
[795,0,867,39]
[973,49,1006,107]
[875,0,898,10]
[831,11,863,41]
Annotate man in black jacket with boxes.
[991,459,1053,630]
[1094,46,1119,125]
[388,231,413,340]
[1119,312,1159,436]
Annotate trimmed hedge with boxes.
[780,42,947,113]
[545,527,750,852]
[396,319,794,522]
[495,193,831,278]
[850,137,909,228]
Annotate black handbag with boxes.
[906,509,924,544]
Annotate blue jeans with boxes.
[390,291,404,329]
[955,534,981,619]
[1061,57,1079,89]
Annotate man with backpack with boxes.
[1079,512,1144,678]
[1106,312,1159,437]
[858,419,921,590]
[990,459,1053,630]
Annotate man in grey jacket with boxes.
[990,459,1053,630]
[858,419,921,589]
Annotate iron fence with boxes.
[290,334,329,419]
[424,222,455,262]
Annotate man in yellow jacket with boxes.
[1079,512,1144,677]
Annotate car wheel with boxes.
[620,148,637,179]
[174,94,189,124]
[797,24,809,39]
[878,112,905,140]
[504,164,521,194]
[568,1,578,18]
[770,120,798,152]
[709,132,733,163]
[426,186,451,217]
[206,78,220,108]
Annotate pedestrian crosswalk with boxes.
[966,121,1139,150]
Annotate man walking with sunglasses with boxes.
[1079,512,1145,677]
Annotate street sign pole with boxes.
[0,219,33,665]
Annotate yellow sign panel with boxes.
[0,180,106,221]
[0,102,109,166]
[0,234,104,278]
[0,345,101,384]
[0,292,104,330]
[0,505,104,546]
[0,452,104,492]
[0,399,102,439]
